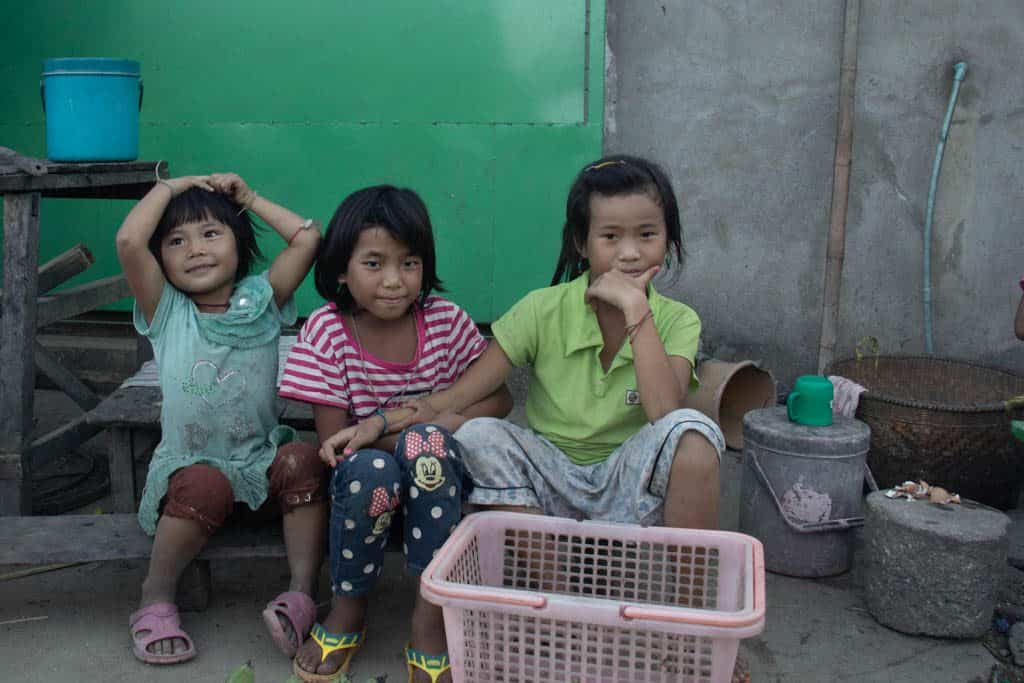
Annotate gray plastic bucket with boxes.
[739,407,871,577]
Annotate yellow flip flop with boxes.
[405,643,451,683]
[292,623,363,682]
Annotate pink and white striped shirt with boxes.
[279,296,487,418]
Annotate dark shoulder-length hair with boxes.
[314,185,444,311]
[550,154,684,285]
[148,187,262,281]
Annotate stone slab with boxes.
[863,491,1010,637]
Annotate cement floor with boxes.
[0,391,1007,682]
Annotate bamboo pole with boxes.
[817,0,861,374]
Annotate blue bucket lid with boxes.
[42,58,140,76]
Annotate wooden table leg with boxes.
[108,428,137,514]
[0,192,40,515]
[108,426,159,513]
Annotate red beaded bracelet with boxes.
[287,218,315,245]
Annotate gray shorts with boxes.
[454,409,724,526]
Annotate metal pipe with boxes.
[817,0,861,374]
[923,61,968,354]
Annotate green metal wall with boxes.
[0,1,604,319]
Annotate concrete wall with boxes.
[606,0,1024,388]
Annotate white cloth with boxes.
[828,375,866,418]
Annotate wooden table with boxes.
[0,159,167,515]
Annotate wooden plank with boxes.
[0,192,40,515]
[33,341,100,410]
[108,428,138,513]
[280,398,315,430]
[0,455,25,517]
[40,184,162,200]
[0,514,288,565]
[0,161,167,197]
[86,386,162,427]
[37,244,94,294]
[87,387,315,431]
[0,147,46,176]
[26,415,104,472]
[35,274,130,328]
[0,510,403,566]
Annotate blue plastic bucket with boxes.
[41,58,142,162]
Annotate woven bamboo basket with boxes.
[827,355,1024,509]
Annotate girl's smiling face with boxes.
[581,192,668,281]
[339,226,423,321]
[160,217,239,302]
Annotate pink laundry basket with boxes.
[421,512,765,683]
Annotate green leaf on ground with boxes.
[225,661,254,683]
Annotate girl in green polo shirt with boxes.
[322,155,726,533]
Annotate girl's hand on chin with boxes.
[584,265,659,311]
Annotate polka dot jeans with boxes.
[327,423,467,596]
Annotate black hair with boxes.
[148,187,262,282]
[314,185,444,312]
[550,154,684,285]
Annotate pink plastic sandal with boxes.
[262,590,317,658]
[129,602,196,665]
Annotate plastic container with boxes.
[42,58,142,161]
[739,407,870,577]
[421,512,765,683]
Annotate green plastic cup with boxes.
[786,375,834,426]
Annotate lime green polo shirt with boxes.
[492,272,701,465]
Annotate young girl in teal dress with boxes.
[116,172,325,665]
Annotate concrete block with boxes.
[862,491,1009,638]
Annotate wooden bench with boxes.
[0,513,295,611]
[0,388,321,609]
[7,367,523,606]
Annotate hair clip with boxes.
[585,160,627,173]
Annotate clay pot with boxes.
[684,360,776,450]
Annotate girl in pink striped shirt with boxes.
[280,185,512,683]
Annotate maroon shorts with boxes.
[161,441,327,535]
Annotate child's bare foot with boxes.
[407,632,452,683]
[292,598,366,678]
[408,588,452,682]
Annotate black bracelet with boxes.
[373,407,388,439]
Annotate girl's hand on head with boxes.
[585,265,659,311]
[160,175,215,197]
[207,172,256,208]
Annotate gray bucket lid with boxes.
[743,406,870,455]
